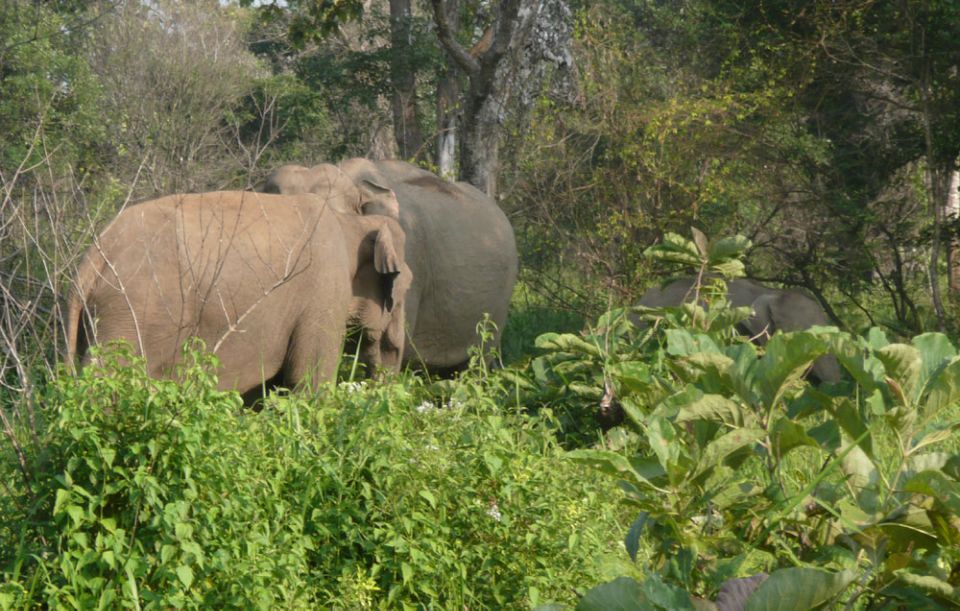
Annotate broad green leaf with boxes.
[903,470,960,515]
[910,423,960,455]
[645,232,701,267]
[641,574,695,610]
[705,306,752,334]
[708,235,751,264]
[654,386,704,420]
[535,332,602,357]
[53,489,71,516]
[830,399,874,459]
[624,513,649,562]
[754,333,825,408]
[711,480,762,510]
[176,564,194,589]
[692,427,765,481]
[576,576,648,611]
[676,394,748,427]
[866,327,890,350]
[839,437,879,506]
[609,361,652,394]
[666,330,721,357]
[875,344,921,406]
[418,489,437,509]
[567,449,665,492]
[770,417,820,456]
[692,227,710,257]
[893,571,960,602]
[744,568,856,611]
[913,333,957,402]
[922,357,960,418]
[646,417,682,476]
[808,420,840,452]
[684,353,735,378]
[825,332,883,391]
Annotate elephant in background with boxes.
[66,191,412,398]
[269,158,519,373]
[638,277,842,383]
[262,163,400,218]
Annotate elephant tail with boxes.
[65,247,105,373]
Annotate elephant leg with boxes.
[282,323,344,391]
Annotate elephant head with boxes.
[262,163,362,214]
[344,213,412,373]
[743,291,843,384]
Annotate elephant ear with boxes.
[359,180,401,220]
[373,225,411,313]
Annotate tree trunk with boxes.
[435,0,461,178]
[458,84,501,196]
[430,0,521,197]
[388,0,425,160]
[946,166,960,297]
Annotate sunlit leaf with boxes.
[770,417,820,456]
[875,344,921,406]
[692,427,764,481]
[676,394,748,427]
[576,576,649,611]
[567,449,664,492]
[744,568,856,611]
[903,471,960,515]
[753,332,825,408]
[922,357,960,418]
[535,332,602,357]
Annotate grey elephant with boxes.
[268,158,519,373]
[638,277,842,383]
[66,191,412,397]
[262,163,399,218]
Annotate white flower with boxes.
[487,501,502,522]
[339,381,365,393]
[445,398,465,410]
[416,401,437,413]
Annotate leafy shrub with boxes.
[529,232,960,609]
[2,343,629,609]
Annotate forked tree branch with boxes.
[430,0,479,75]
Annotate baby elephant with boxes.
[66,191,412,396]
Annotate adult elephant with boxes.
[638,277,842,383]
[66,191,412,397]
[262,163,384,215]
[269,159,519,372]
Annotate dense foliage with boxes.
[1,346,628,608]
[3,0,960,608]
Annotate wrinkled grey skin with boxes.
[66,191,413,398]
[638,277,842,383]
[269,158,519,372]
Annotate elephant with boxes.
[268,158,519,373]
[637,276,842,383]
[65,191,412,398]
[262,163,400,218]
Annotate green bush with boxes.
[2,343,629,609]
[527,232,960,609]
